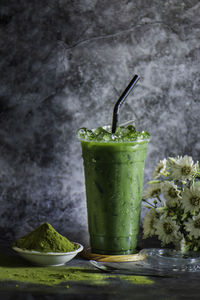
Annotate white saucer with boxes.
[12,243,83,266]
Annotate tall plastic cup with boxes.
[79,130,149,255]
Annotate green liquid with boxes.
[81,139,149,255]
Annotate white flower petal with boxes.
[153,158,167,179]
[168,155,197,180]
[184,215,200,239]
[143,210,158,238]
[143,183,162,200]
[155,217,180,246]
[182,186,200,213]
[161,181,181,207]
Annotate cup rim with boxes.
[77,125,150,143]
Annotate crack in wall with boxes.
[62,21,181,51]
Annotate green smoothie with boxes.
[78,125,150,255]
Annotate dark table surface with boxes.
[1,240,200,300]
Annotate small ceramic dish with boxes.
[12,243,83,266]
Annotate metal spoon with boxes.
[90,260,179,278]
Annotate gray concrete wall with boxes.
[0,0,199,246]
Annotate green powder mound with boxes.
[77,125,150,143]
[0,253,153,286]
[13,223,78,253]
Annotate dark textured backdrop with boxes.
[0,0,200,246]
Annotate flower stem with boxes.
[157,195,162,203]
[142,199,157,208]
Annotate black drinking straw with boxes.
[111,74,140,133]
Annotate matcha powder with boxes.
[0,253,153,287]
[8,223,154,288]
[14,223,78,253]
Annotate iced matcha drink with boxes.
[78,125,150,255]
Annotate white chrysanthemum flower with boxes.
[168,155,197,180]
[168,156,181,164]
[143,210,158,239]
[155,217,180,245]
[182,185,200,213]
[143,183,162,200]
[153,158,167,179]
[184,214,200,239]
[162,181,181,207]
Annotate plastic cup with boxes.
[79,129,149,255]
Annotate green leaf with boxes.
[147,180,162,184]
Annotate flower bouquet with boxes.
[143,155,200,253]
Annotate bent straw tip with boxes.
[111,75,140,133]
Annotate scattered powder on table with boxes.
[13,222,78,253]
[8,223,154,287]
[0,253,153,286]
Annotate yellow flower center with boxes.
[151,189,161,197]
[168,187,178,198]
[163,222,173,234]
[156,164,164,174]
[190,196,200,206]
[181,166,191,176]
[194,219,200,229]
